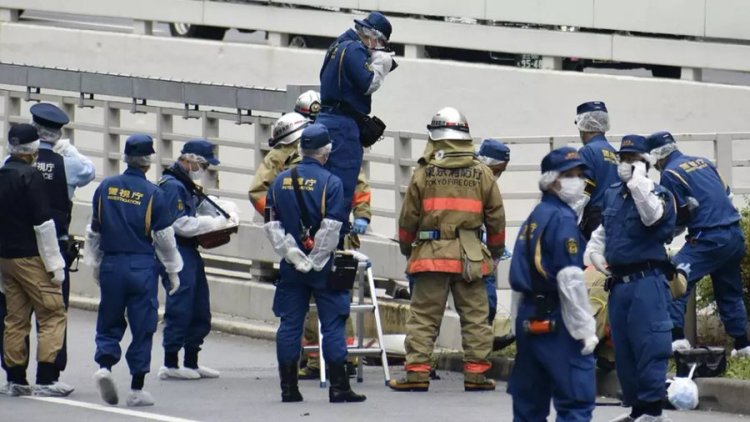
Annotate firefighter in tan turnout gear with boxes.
[389,107,506,392]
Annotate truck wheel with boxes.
[169,23,227,40]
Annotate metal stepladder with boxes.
[304,252,391,387]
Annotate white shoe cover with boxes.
[126,389,155,407]
[33,381,75,397]
[634,415,672,422]
[671,339,692,353]
[94,368,119,405]
[731,346,750,358]
[194,366,220,379]
[158,366,200,380]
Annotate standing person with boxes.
[646,131,750,355]
[0,124,68,397]
[476,138,511,325]
[389,108,505,392]
[318,11,395,234]
[575,101,619,239]
[264,123,365,403]
[585,135,676,421]
[30,102,96,394]
[85,134,183,407]
[508,147,598,421]
[158,140,234,380]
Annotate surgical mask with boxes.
[618,162,633,182]
[189,169,206,181]
[557,177,585,206]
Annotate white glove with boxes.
[285,247,313,273]
[590,252,610,276]
[631,161,648,180]
[52,139,75,157]
[228,211,240,227]
[51,269,65,286]
[581,336,599,355]
[370,50,395,73]
[168,272,180,296]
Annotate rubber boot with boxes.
[328,363,366,403]
[464,372,496,391]
[388,370,430,392]
[279,363,303,403]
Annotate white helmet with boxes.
[294,90,321,119]
[270,112,309,147]
[427,107,472,141]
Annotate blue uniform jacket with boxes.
[510,194,585,295]
[158,164,198,225]
[601,182,676,267]
[267,157,348,275]
[578,134,619,212]
[92,167,174,254]
[659,150,738,231]
[320,29,375,116]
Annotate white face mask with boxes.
[557,177,585,205]
[618,162,634,182]
[189,169,206,181]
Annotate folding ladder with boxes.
[304,254,391,387]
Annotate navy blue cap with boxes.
[541,147,587,173]
[124,134,155,156]
[618,134,648,154]
[576,101,608,114]
[354,11,392,40]
[182,139,220,165]
[645,131,676,152]
[478,139,510,162]
[300,123,331,150]
[8,123,39,146]
[30,103,70,129]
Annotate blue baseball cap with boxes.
[300,123,331,150]
[8,124,39,146]
[30,103,70,129]
[618,135,648,154]
[645,131,676,152]
[182,139,220,166]
[124,134,155,156]
[541,147,587,173]
[354,11,392,40]
[576,101,608,114]
[478,139,510,162]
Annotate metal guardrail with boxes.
[1,64,749,284]
[5,0,750,74]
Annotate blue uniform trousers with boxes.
[162,246,212,357]
[485,275,498,324]
[669,224,747,337]
[609,273,672,406]
[0,292,5,370]
[316,112,362,222]
[509,300,595,422]
[95,254,159,375]
[273,264,350,365]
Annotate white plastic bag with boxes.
[667,364,699,411]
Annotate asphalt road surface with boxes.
[1,308,748,421]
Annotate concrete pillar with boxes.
[267,32,289,47]
[404,44,426,59]
[133,20,154,36]
[0,8,20,22]
[681,67,703,82]
[540,56,563,71]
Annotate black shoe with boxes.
[492,334,516,352]
[279,363,303,403]
[429,369,441,380]
[328,363,366,403]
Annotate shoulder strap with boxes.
[290,167,312,229]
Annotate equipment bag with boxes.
[328,251,359,291]
[357,114,386,148]
[674,347,727,378]
[458,229,486,282]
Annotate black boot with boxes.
[279,363,303,403]
[328,362,366,403]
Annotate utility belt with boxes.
[417,228,483,241]
[321,101,386,148]
[605,260,667,290]
[522,292,560,335]
[176,236,199,248]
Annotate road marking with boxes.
[24,396,201,422]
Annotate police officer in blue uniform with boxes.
[575,101,619,240]
[646,131,750,356]
[158,139,233,380]
[509,147,599,421]
[85,134,183,407]
[318,11,395,233]
[264,123,365,403]
[29,103,96,394]
[585,135,676,422]
[476,139,511,325]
